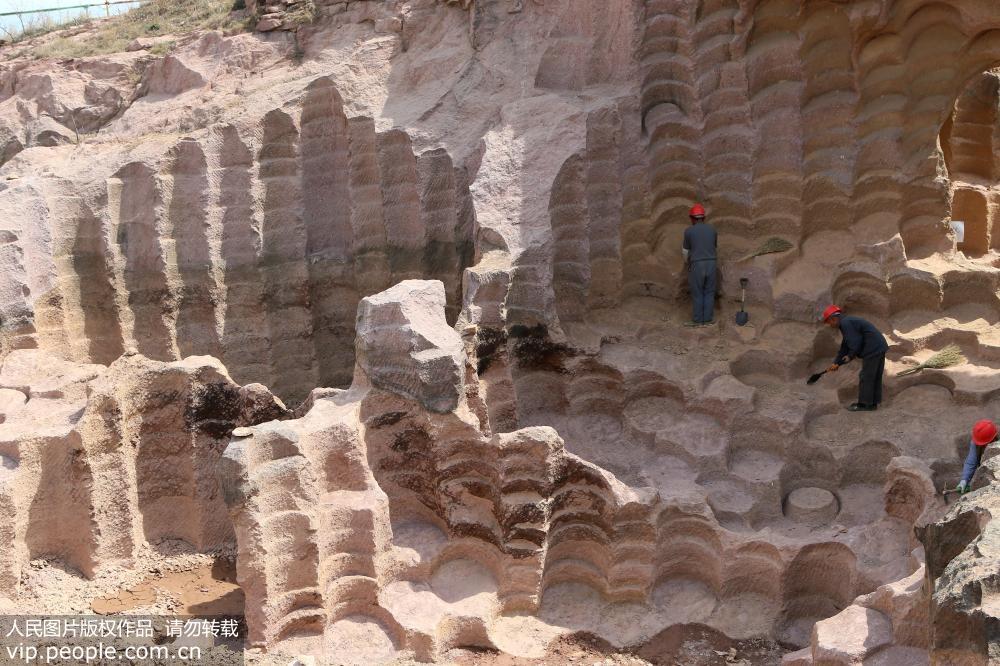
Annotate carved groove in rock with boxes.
[2,1,1000,664]
[1,77,473,405]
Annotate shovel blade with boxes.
[735,311,749,326]
[807,372,824,385]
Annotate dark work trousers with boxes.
[858,352,885,406]
[688,259,717,323]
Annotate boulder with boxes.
[355,280,464,413]
[917,473,1000,664]
[811,605,893,664]
[255,15,285,31]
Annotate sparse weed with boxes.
[4,0,251,60]
[283,1,317,27]
[148,39,175,56]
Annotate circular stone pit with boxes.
[784,487,838,527]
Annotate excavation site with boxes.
[1,0,999,664]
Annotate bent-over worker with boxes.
[957,419,998,493]
[683,203,717,327]
[821,305,888,412]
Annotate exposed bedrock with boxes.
[355,280,465,414]
[916,453,1000,666]
[537,0,1000,332]
[788,456,1000,665]
[0,76,474,405]
[3,0,1000,662]
[0,57,141,170]
[452,4,1000,388]
[220,280,950,661]
[942,69,1000,260]
[5,0,1000,387]
[0,348,289,595]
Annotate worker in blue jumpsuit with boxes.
[682,203,717,327]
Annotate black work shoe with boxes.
[847,403,877,412]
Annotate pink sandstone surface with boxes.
[1,0,1000,664]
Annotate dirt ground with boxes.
[441,629,785,666]
[91,559,243,616]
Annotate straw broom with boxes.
[740,237,793,261]
[897,344,966,376]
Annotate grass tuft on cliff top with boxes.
[8,0,250,60]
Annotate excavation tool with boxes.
[807,356,854,384]
[942,488,963,504]
[806,370,827,385]
[735,278,749,326]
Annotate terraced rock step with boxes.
[2,0,1000,663]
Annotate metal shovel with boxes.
[806,370,827,385]
[735,278,749,326]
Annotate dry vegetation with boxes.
[0,11,90,45]
[2,0,250,60]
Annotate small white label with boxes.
[950,220,965,243]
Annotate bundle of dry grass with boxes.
[897,344,966,376]
[740,237,793,261]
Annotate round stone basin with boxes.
[785,487,838,527]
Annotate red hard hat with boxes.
[689,203,706,218]
[822,305,842,322]
[972,419,998,446]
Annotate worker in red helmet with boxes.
[957,419,999,493]
[682,203,717,327]
[822,305,888,411]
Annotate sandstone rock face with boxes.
[4,0,1000,398]
[3,0,1000,662]
[0,73,474,405]
[783,562,930,665]
[917,454,1000,665]
[941,70,1000,259]
[812,605,893,664]
[0,349,288,597]
[215,280,954,662]
[356,280,464,413]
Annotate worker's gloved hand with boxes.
[827,363,839,373]
[957,480,970,494]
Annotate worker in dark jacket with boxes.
[957,419,998,493]
[822,305,889,411]
[682,203,717,326]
